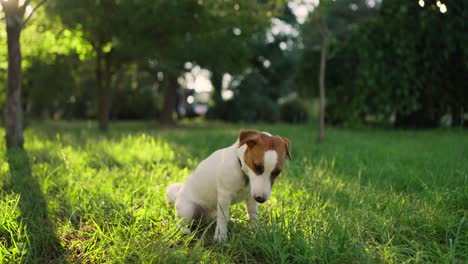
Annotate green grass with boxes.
[0,121,467,263]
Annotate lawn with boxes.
[0,121,467,263]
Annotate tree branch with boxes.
[1,0,8,14]
[318,19,328,39]
[22,0,47,27]
[20,0,32,12]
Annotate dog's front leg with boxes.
[214,192,231,242]
[246,196,259,222]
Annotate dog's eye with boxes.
[254,164,264,174]
[271,169,281,178]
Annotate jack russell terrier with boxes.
[166,130,291,242]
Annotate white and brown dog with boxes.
[166,130,291,242]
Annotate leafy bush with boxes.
[280,99,309,123]
[208,71,281,123]
[210,96,280,123]
[112,87,159,120]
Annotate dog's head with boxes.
[237,130,291,203]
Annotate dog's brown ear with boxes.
[238,130,260,148]
[282,137,292,160]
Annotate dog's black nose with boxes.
[254,196,266,203]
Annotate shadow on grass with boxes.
[6,148,65,263]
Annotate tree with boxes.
[297,0,378,134]
[50,0,221,126]
[121,0,206,125]
[121,0,279,125]
[48,0,282,126]
[307,0,335,143]
[168,1,280,125]
[21,9,93,120]
[203,3,296,122]
[298,0,466,128]
[0,5,92,121]
[335,0,467,127]
[314,5,329,143]
[192,0,278,111]
[48,0,130,131]
[1,0,46,148]
[360,0,468,127]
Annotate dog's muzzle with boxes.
[254,196,266,203]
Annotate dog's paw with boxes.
[248,213,258,222]
[178,224,192,235]
[214,232,228,242]
[214,226,228,242]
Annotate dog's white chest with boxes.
[231,184,250,205]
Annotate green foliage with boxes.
[297,0,468,127]
[187,0,277,73]
[1,0,465,128]
[0,121,466,262]
[0,6,91,115]
[44,0,281,125]
[48,0,116,47]
[111,69,161,120]
[23,55,78,117]
[353,0,468,127]
[21,8,93,64]
[280,99,309,123]
[296,0,378,98]
[211,72,281,123]
[209,5,300,123]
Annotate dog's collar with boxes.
[238,158,249,186]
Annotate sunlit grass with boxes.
[0,121,467,263]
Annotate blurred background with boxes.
[1,0,467,132]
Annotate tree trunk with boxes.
[317,35,329,144]
[160,76,178,125]
[451,106,463,127]
[95,49,112,132]
[109,68,126,120]
[211,70,223,107]
[4,24,24,149]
